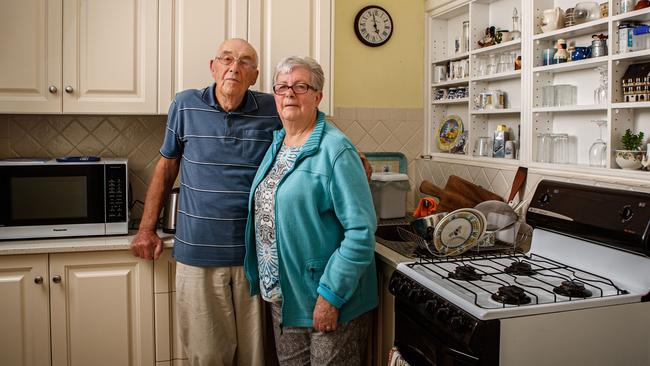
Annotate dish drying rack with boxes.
[396,222,532,259]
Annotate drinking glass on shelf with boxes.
[497,53,509,73]
[537,133,553,163]
[552,133,569,164]
[487,54,498,75]
[555,84,577,106]
[589,120,608,167]
[594,66,608,104]
[477,56,488,77]
[542,85,555,107]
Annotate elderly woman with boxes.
[244,56,377,365]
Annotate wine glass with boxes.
[593,66,608,104]
[589,120,607,167]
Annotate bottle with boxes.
[493,124,509,158]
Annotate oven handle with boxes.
[447,346,479,361]
[396,343,435,365]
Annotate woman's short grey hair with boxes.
[274,56,324,91]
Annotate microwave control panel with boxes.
[105,164,127,222]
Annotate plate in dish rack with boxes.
[432,208,486,256]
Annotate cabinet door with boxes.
[158,0,248,113]
[0,254,50,366]
[62,0,158,114]
[49,250,154,366]
[153,249,188,364]
[0,0,62,113]
[249,0,333,116]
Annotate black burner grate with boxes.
[406,251,628,309]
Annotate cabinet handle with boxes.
[64,86,73,93]
[52,275,62,284]
[34,276,44,284]
[48,85,58,94]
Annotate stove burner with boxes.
[504,261,536,276]
[491,285,531,305]
[448,265,483,281]
[553,280,593,298]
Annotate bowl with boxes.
[411,212,448,241]
[615,150,644,170]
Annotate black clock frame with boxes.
[354,5,393,47]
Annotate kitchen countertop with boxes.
[0,230,175,255]
[0,232,410,268]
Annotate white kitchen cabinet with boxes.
[0,254,51,366]
[158,0,333,116]
[0,250,154,366]
[425,0,650,180]
[249,0,334,116]
[153,249,188,365]
[0,0,158,114]
[157,0,248,114]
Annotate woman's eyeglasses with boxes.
[273,83,315,95]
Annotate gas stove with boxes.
[390,180,650,365]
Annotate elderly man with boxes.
[131,38,278,366]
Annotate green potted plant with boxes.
[615,129,645,170]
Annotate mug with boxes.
[571,46,592,60]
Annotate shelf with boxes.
[532,57,608,74]
[472,70,521,82]
[529,162,650,179]
[612,7,650,23]
[611,49,650,62]
[432,52,470,64]
[532,18,608,41]
[471,108,521,115]
[432,98,469,105]
[432,78,469,87]
[532,105,608,113]
[471,39,521,56]
[612,102,650,109]
[429,152,522,166]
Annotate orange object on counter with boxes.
[413,197,438,218]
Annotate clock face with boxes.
[354,6,393,47]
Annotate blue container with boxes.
[571,46,592,60]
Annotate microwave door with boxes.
[0,165,105,229]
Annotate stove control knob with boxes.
[450,316,464,331]
[408,288,424,303]
[398,282,411,296]
[539,192,551,205]
[620,205,634,222]
[424,299,438,314]
[436,307,450,322]
[388,276,401,295]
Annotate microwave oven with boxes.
[0,158,128,240]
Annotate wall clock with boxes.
[354,5,393,47]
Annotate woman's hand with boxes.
[313,295,339,333]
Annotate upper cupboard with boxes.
[0,0,333,116]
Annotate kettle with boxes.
[162,187,179,234]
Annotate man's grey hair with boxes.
[274,56,324,91]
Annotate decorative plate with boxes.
[437,115,464,151]
[432,208,486,256]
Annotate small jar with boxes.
[620,0,635,13]
[591,38,608,57]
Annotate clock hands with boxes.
[372,13,380,35]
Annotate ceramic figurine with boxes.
[553,39,569,63]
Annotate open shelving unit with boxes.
[424,0,650,176]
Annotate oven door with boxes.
[394,298,499,366]
[0,164,106,237]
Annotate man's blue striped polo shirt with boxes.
[160,84,281,267]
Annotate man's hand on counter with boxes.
[130,229,163,260]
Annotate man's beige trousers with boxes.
[176,263,264,366]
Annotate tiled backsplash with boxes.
[0,107,427,219]
[0,115,168,218]
[331,107,425,208]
